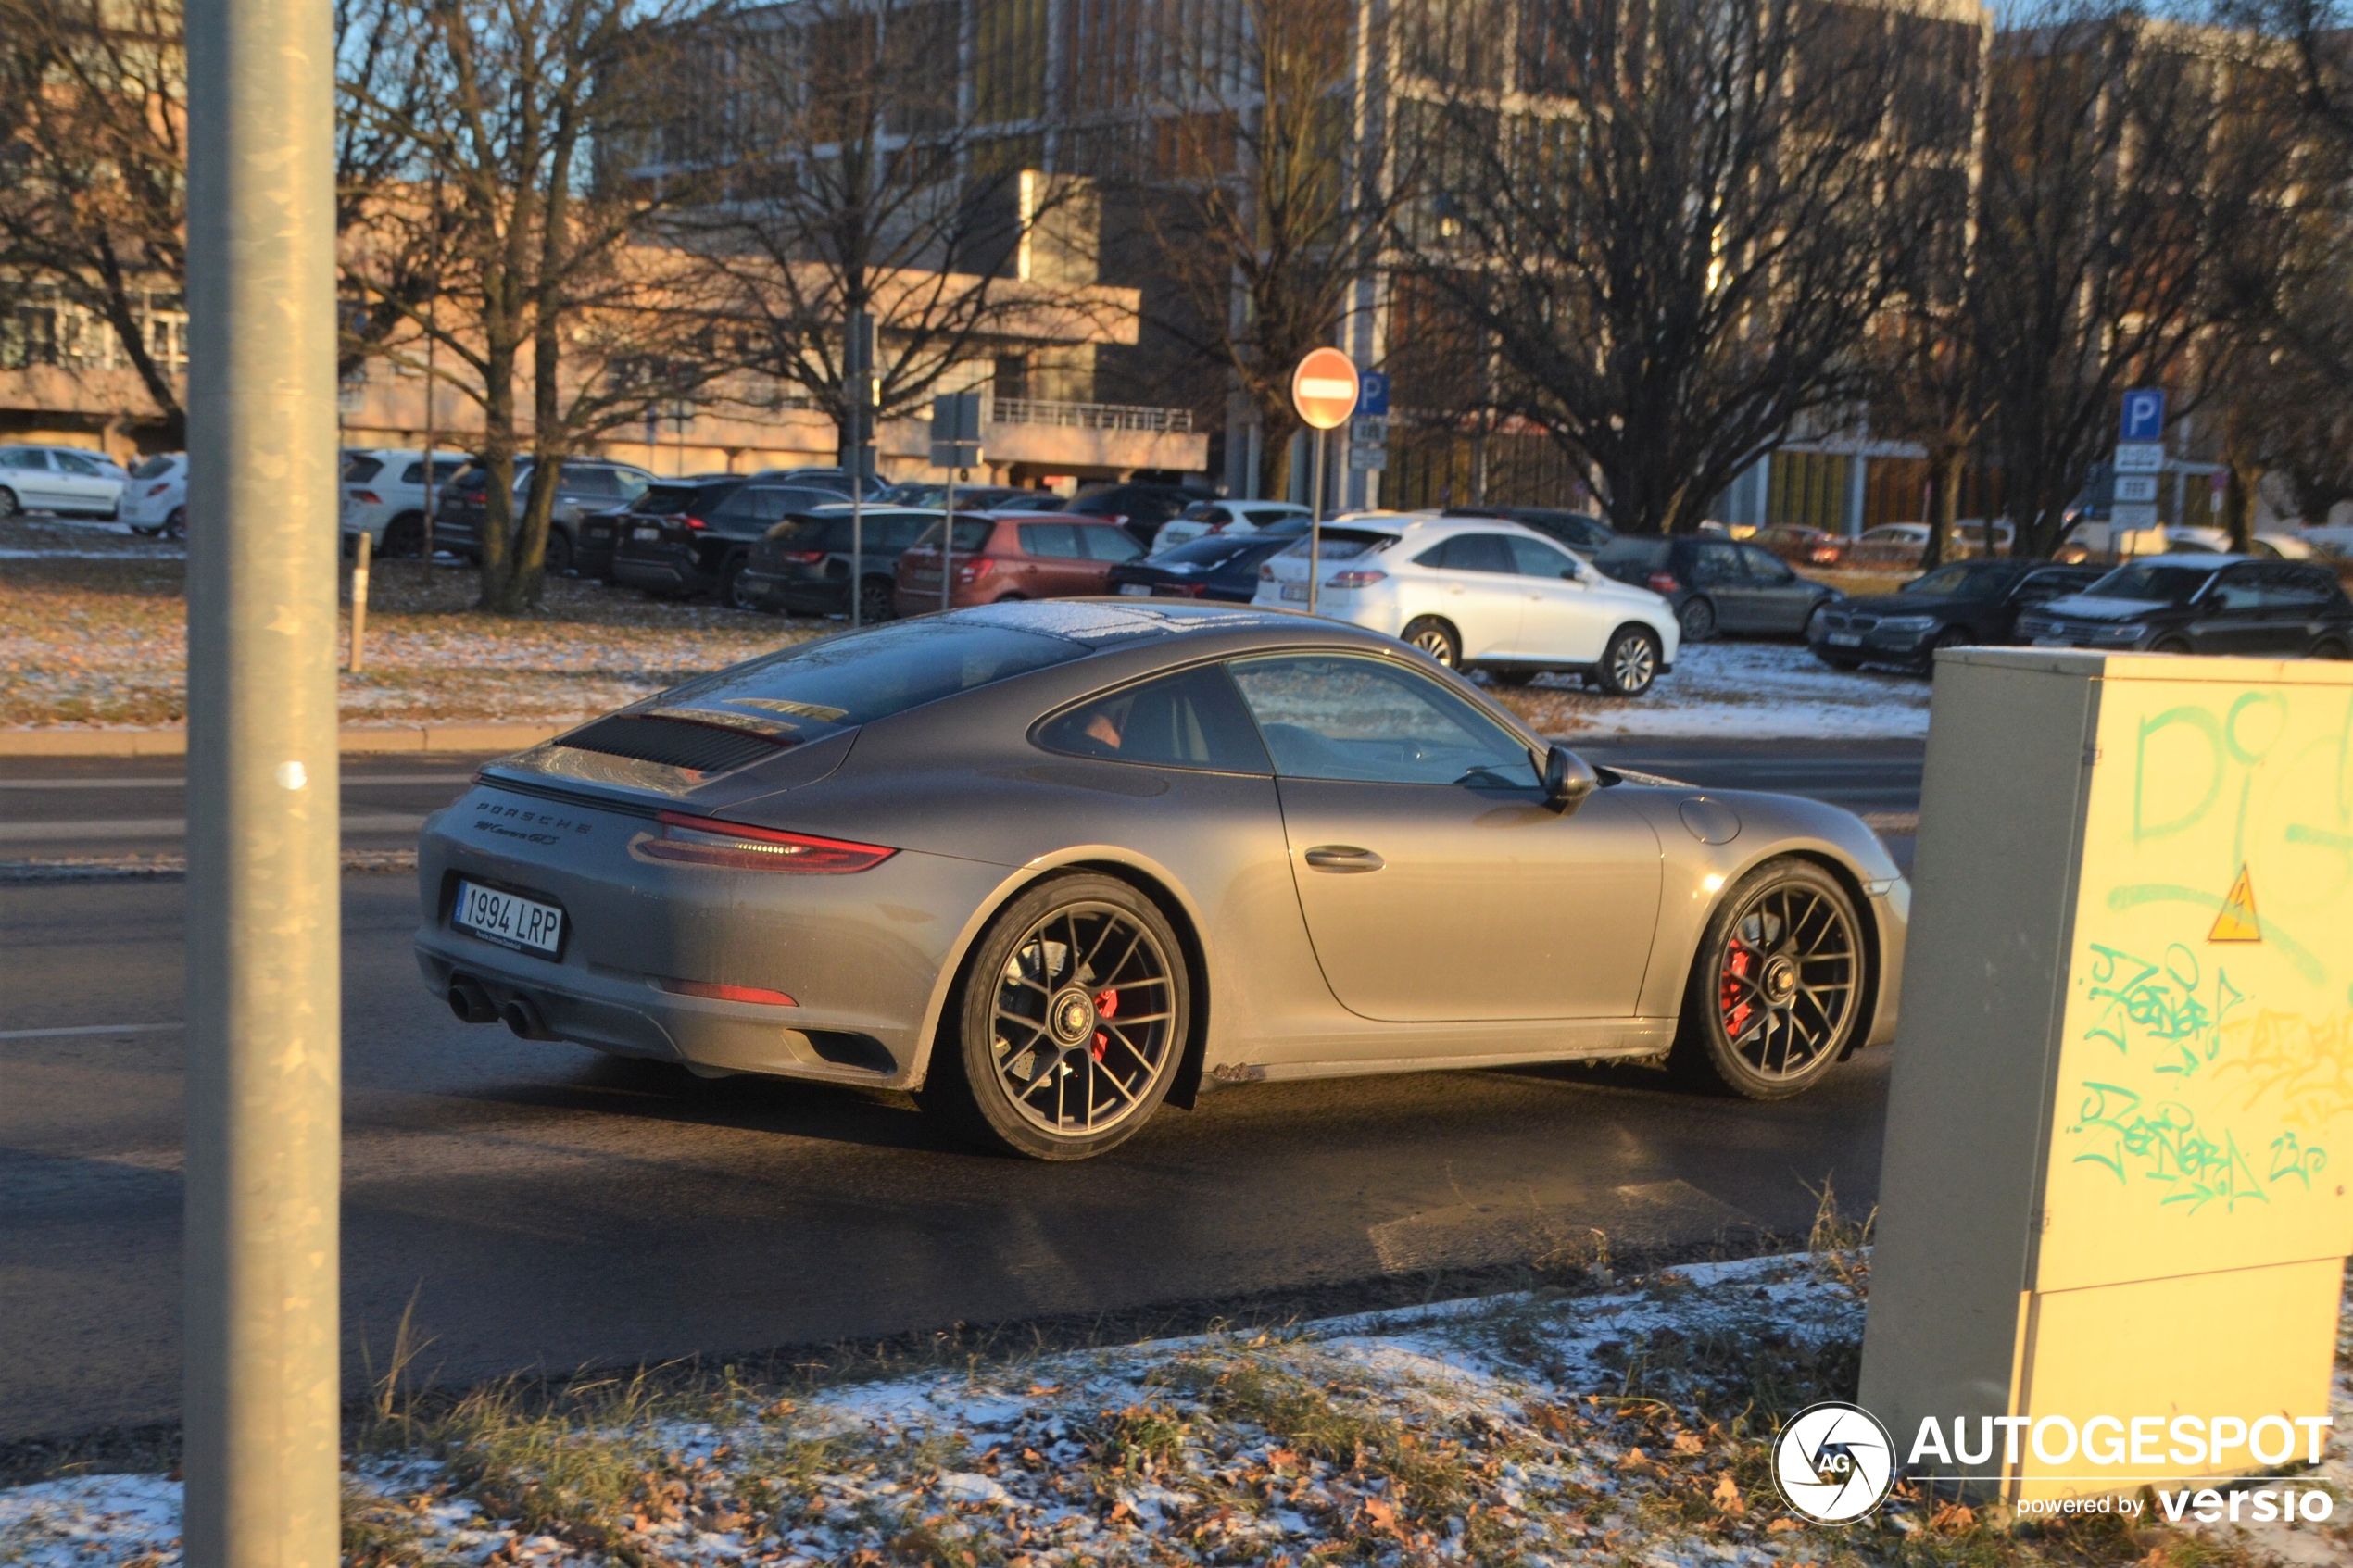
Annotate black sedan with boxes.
[585,476,747,583]
[2015,557,2353,658]
[737,504,939,621]
[1105,527,1305,604]
[613,480,846,606]
[1592,536,1840,642]
[1809,560,2105,672]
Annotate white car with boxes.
[0,444,128,519]
[1153,498,1313,552]
[1250,513,1680,696]
[340,447,468,557]
[121,454,188,538]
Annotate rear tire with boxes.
[1678,597,1717,643]
[0,488,18,518]
[720,553,757,611]
[920,873,1189,1160]
[2152,635,2192,655]
[1813,649,1862,671]
[859,576,895,623]
[1920,624,1971,675]
[1595,625,1662,696]
[162,507,186,542]
[1401,616,1462,668]
[2310,640,2349,660]
[383,514,424,558]
[1670,859,1866,1100]
[542,529,574,576]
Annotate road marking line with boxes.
[0,774,473,789]
[0,812,426,843]
[0,1021,185,1040]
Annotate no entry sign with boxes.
[1290,348,1360,431]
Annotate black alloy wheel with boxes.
[1402,616,1461,668]
[720,554,758,611]
[1671,858,1866,1099]
[858,576,895,623]
[1596,625,1662,696]
[925,873,1189,1160]
[1678,597,1717,643]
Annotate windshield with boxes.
[2085,563,2216,603]
[636,621,1088,749]
[910,518,996,552]
[131,455,179,480]
[1903,566,2010,600]
[1271,528,1398,563]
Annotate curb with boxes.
[0,722,570,759]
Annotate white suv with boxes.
[1152,498,1312,552]
[1251,513,1680,696]
[340,447,469,557]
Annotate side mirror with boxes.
[1542,745,1597,815]
[1560,565,1582,581]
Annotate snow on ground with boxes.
[5,1253,2346,1568]
[1490,640,1931,742]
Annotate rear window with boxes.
[633,483,701,516]
[912,518,996,552]
[2085,564,2216,603]
[1594,538,1671,571]
[1904,566,2011,599]
[1271,527,1398,563]
[343,455,384,483]
[642,621,1088,749]
[132,455,179,480]
[767,514,855,551]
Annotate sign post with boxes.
[1290,347,1360,615]
[1860,648,2353,1506]
[184,0,344,1559]
[845,311,875,627]
[930,391,985,613]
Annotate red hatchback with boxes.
[892,513,1145,614]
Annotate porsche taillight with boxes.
[642,811,897,873]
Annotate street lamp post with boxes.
[183,0,344,1562]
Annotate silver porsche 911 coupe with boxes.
[415,600,1908,1160]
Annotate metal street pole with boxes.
[183,0,343,1562]
[846,311,873,629]
[1307,429,1326,617]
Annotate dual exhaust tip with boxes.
[447,975,555,1040]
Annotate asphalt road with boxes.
[1,739,1920,1441]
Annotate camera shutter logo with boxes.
[1773,1401,1895,1524]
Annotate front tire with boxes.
[1595,625,1662,696]
[1678,597,1718,643]
[1670,859,1866,1099]
[542,528,574,576]
[921,874,1190,1160]
[858,576,895,623]
[720,553,757,610]
[1402,616,1462,668]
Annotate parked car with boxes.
[0,444,127,519]
[754,466,859,495]
[879,483,1030,510]
[433,458,655,574]
[2252,533,2317,560]
[1843,523,1930,567]
[2159,525,2233,553]
[122,453,189,538]
[1152,498,1313,552]
[737,504,941,621]
[582,476,749,585]
[994,491,1069,512]
[1591,535,1842,643]
[1750,524,1845,567]
[1808,560,2106,672]
[2014,557,2353,657]
[1442,506,1615,554]
[417,602,1907,1158]
[1252,514,1679,696]
[613,479,847,605]
[893,514,1145,613]
[1070,482,1219,548]
[2056,517,2167,561]
[1106,530,1302,602]
[339,448,469,558]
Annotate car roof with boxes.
[922,596,1400,652]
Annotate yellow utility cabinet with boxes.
[1860,649,2351,1501]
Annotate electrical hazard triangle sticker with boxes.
[2208,864,2261,943]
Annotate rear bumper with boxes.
[739,569,847,614]
[615,555,720,594]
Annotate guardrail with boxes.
[990,397,1194,434]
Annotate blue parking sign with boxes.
[2120,389,2166,444]
[1357,370,1390,419]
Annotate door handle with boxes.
[1304,845,1385,872]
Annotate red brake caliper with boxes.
[1720,944,1755,1037]
[1092,989,1117,1060]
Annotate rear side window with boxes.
[1020,523,1087,558]
[2259,565,2335,608]
[1692,543,1744,585]
[643,621,1088,747]
[912,518,995,551]
[634,483,699,516]
[1594,537,1669,574]
[1417,533,1515,572]
[563,467,622,497]
[1034,664,1272,773]
[343,455,384,483]
[1080,526,1143,561]
[1273,527,1396,563]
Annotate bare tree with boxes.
[1400,0,1957,538]
[1113,0,1410,498]
[0,0,187,442]
[1971,2,2287,558]
[341,0,721,613]
[666,0,1117,467]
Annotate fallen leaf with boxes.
[1712,1474,1745,1513]
[1768,1517,1805,1533]
[1672,1432,1706,1455]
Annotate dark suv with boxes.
[433,458,654,574]
[1069,483,1217,549]
[737,505,940,621]
[1593,535,1842,641]
[612,480,846,605]
[2015,557,2353,657]
[1810,559,2104,672]
[585,476,749,583]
